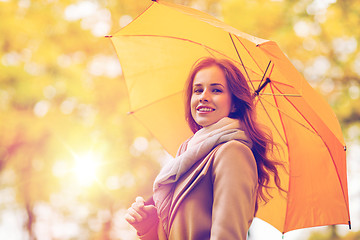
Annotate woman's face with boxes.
[190,65,233,127]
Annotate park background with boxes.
[0,0,359,239]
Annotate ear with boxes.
[230,103,237,113]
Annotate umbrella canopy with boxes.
[108,0,350,234]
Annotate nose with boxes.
[199,90,209,103]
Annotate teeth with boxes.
[198,107,213,112]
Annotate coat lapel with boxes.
[168,145,222,230]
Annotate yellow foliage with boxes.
[0,0,359,238]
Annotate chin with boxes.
[196,120,215,127]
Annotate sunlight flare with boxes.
[73,152,101,187]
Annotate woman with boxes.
[125,57,283,239]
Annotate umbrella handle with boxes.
[254,78,271,96]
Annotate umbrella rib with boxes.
[253,61,310,144]
[257,62,301,97]
[254,61,315,138]
[255,67,316,135]
[229,33,256,91]
[268,82,292,234]
[258,95,317,135]
[234,34,266,77]
[230,34,297,98]
[259,93,302,97]
[258,60,272,88]
[255,94,288,146]
[270,83,350,223]
[267,82,292,233]
[204,46,217,58]
[254,61,272,96]
[255,93,349,224]
[119,34,263,79]
[251,79,297,89]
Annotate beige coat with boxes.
[139,140,258,240]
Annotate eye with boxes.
[212,88,223,93]
[193,88,203,94]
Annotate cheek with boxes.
[190,96,195,108]
[190,96,197,113]
[222,97,233,114]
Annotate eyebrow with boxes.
[193,83,225,88]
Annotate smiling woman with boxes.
[124,57,285,240]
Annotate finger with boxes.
[127,207,144,222]
[130,202,149,219]
[131,201,146,213]
[128,207,147,222]
[143,205,157,215]
[124,213,136,224]
[135,196,145,207]
[135,196,145,202]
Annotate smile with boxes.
[197,107,215,112]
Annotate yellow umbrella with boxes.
[108,0,350,234]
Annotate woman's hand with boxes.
[125,196,159,235]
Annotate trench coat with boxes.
[139,140,258,240]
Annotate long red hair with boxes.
[184,57,284,212]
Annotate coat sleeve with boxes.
[210,141,258,240]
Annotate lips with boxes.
[196,106,215,112]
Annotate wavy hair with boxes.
[184,57,285,213]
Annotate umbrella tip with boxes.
[152,0,158,2]
[105,35,112,38]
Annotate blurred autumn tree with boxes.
[307,225,360,240]
[0,0,162,239]
[0,0,358,239]
[222,0,360,132]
